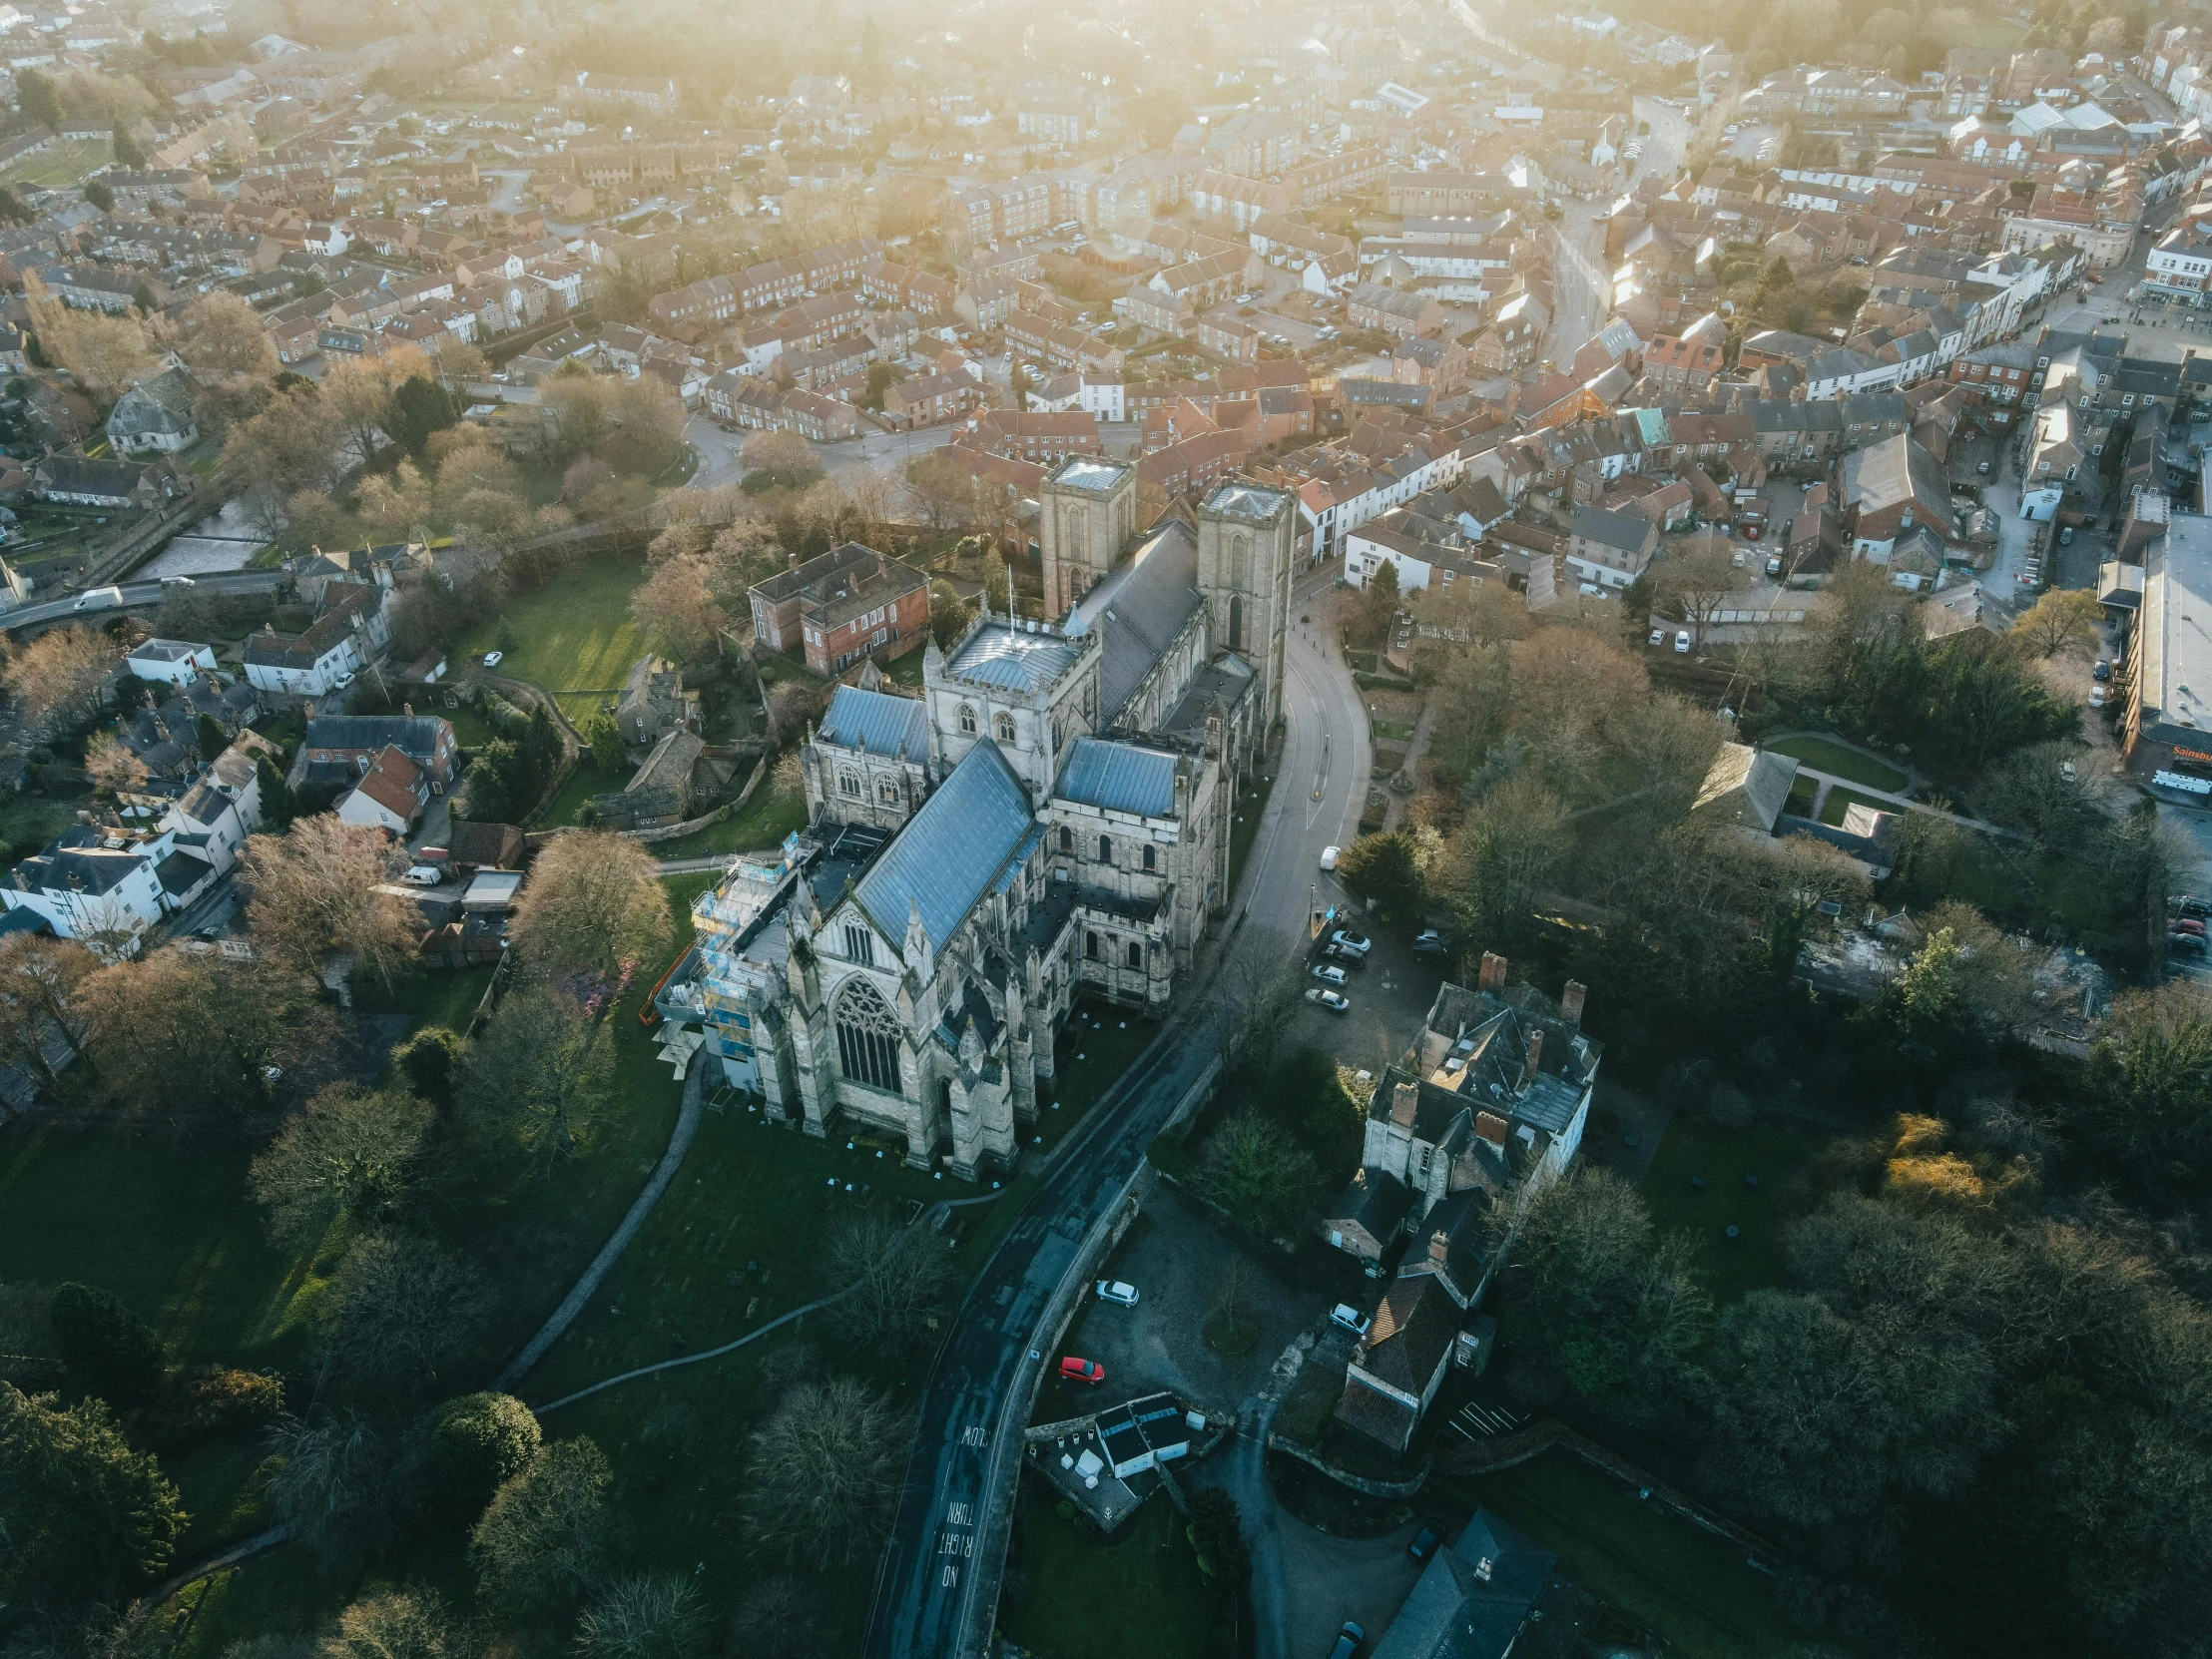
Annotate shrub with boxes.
[140,1366,285,1451]
[424,1391,543,1519]
[390,1025,467,1107]
[50,1283,164,1404]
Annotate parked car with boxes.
[333,672,356,690]
[2060,526,2075,545]
[1412,929,1447,955]
[482,651,504,668]
[1321,942,1366,969]
[1311,963,1348,986]
[2171,930,2207,956]
[1977,460,1992,474]
[1766,555,1784,577]
[2093,659,2112,682]
[1305,987,1352,1012]
[1407,1519,1444,1562]
[402,865,443,886]
[1648,626,1666,646]
[1330,929,1372,955]
[2172,916,2206,937]
[1674,630,1691,653]
[1741,522,1762,541]
[1331,1304,1371,1338]
[1327,1620,1367,1659]
[1058,1356,1106,1384]
[1095,1281,1140,1307]
[1320,845,1340,871]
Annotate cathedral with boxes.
[667,462,1295,1177]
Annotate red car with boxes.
[1058,1356,1106,1384]
[2171,917,2206,938]
[1741,523,1762,541]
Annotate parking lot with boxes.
[1291,907,1452,1077]
[1046,1184,1336,1418]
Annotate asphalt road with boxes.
[864,569,1369,1659]
[684,415,949,493]
[2,569,282,632]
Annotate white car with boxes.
[1312,963,1348,986]
[1330,1304,1372,1339]
[1674,631,1692,653]
[1306,987,1352,1012]
[333,672,355,689]
[1320,844,1340,871]
[1648,627,1665,647]
[402,865,443,886]
[482,651,504,669]
[1095,1281,1140,1307]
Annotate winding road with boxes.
[863,567,1368,1659]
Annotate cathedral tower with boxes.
[1196,481,1295,738]
[1040,456,1137,617]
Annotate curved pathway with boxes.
[492,1052,706,1390]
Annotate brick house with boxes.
[749,542,929,672]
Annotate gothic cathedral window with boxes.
[994,712,1016,744]
[958,704,977,734]
[1230,594,1244,652]
[833,977,903,1095]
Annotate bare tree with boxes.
[78,951,340,1120]
[2010,587,2103,660]
[0,931,96,1085]
[263,1409,400,1569]
[81,732,148,801]
[507,831,673,983]
[574,1574,708,1659]
[161,291,278,382]
[247,1084,432,1245]
[1213,942,1305,1076]
[242,816,417,986]
[741,429,820,474]
[740,1377,905,1567]
[24,276,157,401]
[824,1212,956,1364]
[320,1589,455,1659]
[1651,538,1751,647]
[630,554,727,664]
[469,1437,620,1612]
[4,626,123,737]
[460,984,615,1162]
[315,1233,490,1404]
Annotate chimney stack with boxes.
[1475,1110,1508,1147]
[1478,951,1507,993]
[1561,979,1586,1027]
[1522,1029,1544,1085]
[1389,1080,1418,1128]
[403,702,413,719]
[1427,1231,1449,1265]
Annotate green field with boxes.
[1438,1451,1794,1659]
[1766,735,1907,794]
[1640,1120,1818,1307]
[1817,784,1894,829]
[1000,1493,1215,1659]
[461,557,648,694]
[536,755,628,828]
[1228,767,1279,893]
[649,770,807,859]
[1,136,112,189]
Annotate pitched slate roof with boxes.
[1371,1509,1554,1659]
[819,685,928,764]
[1055,737,1178,818]
[852,739,1033,949]
[1064,517,1206,723]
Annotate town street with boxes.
[863,562,1370,1659]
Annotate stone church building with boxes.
[675,463,1294,1178]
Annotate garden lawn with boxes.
[999,1492,1214,1659]
[1640,1120,1818,1307]
[1818,785,1893,829]
[1436,1451,1794,1659]
[648,774,807,859]
[460,557,647,694]
[1936,834,2124,943]
[537,757,627,829]
[1,137,110,189]
[1766,735,1908,794]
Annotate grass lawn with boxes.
[1766,735,1907,794]
[1374,719,1417,743]
[1640,1119,1818,1307]
[1817,784,1893,829]
[460,557,647,694]
[883,648,926,689]
[1000,1490,1215,1659]
[1935,833,2122,942]
[1036,1000,1158,1157]
[1782,776,1818,820]
[1436,1451,1794,1659]
[537,757,627,829]
[1,136,110,189]
[649,773,807,859]
[353,965,496,1035]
